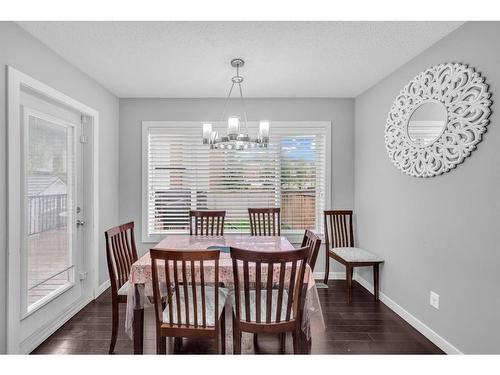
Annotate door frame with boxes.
[6,66,100,354]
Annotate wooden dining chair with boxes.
[189,210,226,236]
[323,210,383,303]
[248,207,281,236]
[301,229,322,272]
[230,246,310,354]
[104,222,138,354]
[150,248,228,354]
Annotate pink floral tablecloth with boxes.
[124,235,325,340]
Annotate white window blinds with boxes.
[143,122,330,240]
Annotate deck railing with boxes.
[28,194,67,235]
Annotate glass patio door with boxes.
[7,67,97,353]
[22,108,80,315]
[18,95,85,345]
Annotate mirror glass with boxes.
[407,101,447,146]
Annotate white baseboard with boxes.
[21,296,92,354]
[94,279,110,299]
[313,271,345,280]
[353,273,463,354]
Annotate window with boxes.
[142,121,331,241]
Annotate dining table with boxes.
[124,234,325,354]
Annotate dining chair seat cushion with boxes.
[331,247,383,262]
[233,289,291,322]
[162,286,228,326]
[118,281,129,296]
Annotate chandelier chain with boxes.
[238,82,249,133]
[220,81,235,122]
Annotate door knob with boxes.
[76,219,86,227]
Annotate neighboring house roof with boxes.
[27,175,67,196]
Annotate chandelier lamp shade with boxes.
[201,58,270,150]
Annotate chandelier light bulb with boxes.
[202,123,212,144]
[259,121,270,143]
[227,117,240,136]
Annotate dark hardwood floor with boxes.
[31,280,444,354]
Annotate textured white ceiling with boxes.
[17,21,463,98]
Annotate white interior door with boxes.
[17,90,86,350]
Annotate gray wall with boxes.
[6,19,495,355]
[354,22,500,353]
[119,98,355,273]
[0,22,120,353]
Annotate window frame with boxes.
[7,66,100,354]
[141,121,331,243]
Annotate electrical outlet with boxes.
[430,291,439,309]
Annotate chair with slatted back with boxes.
[230,246,310,354]
[150,248,228,354]
[189,210,226,236]
[248,208,281,236]
[247,208,283,349]
[301,229,322,272]
[104,222,138,354]
[323,210,384,303]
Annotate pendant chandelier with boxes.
[202,58,270,150]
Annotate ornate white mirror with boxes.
[385,63,492,178]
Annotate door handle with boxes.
[76,219,86,227]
